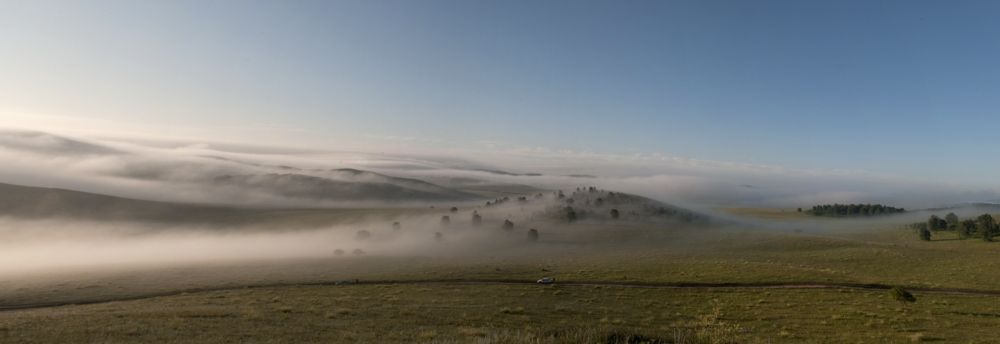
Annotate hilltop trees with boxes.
[809,204,905,217]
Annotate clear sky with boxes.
[2,1,999,186]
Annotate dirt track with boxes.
[3,280,1000,312]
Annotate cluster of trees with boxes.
[808,204,905,217]
[485,196,511,206]
[917,212,999,241]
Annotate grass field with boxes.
[4,207,1000,342]
[3,283,1000,343]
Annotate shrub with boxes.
[355,230,371,241]
[502,219,514,231]
[528,229,538,241]
[610,209,620,220]
[391,222,401,230]
[889,286,916,308]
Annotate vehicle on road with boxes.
[537,277,554,284]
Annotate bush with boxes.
[919,228,931,241]
[888,286,916,308]
[391,222,401,230]
[355,230,371,240]
[434,232,443,242]
[610,209,620,220]
[440,216,451,228]
[450,207,458,213]
[471,211,482,227]
[528,228,538,241]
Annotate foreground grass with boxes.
[3,283,1000,343]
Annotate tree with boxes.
[957,219,976,239]
[334,249,345,256]
[528,228,539,241]
[919,228,931,241]
[565,198,574,205]
[471,211,482,227]
[355,230,371,241]
[945,212,959,230]
[502,219,514,231]
[566,211,577,223]
[797,208,802,212]
[610,209,620,220]
[978,214,998,242]
[440,215,451,228]
[888,286,916,308]
[927,215,945,231]
[594,198,604,207]
[450,207,458,213]
[392,222,401,230]
[434,232,443,242]
[352,249,365,256]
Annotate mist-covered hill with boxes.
[0,182,233,221]
[212,173,482,203]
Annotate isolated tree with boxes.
[450,207,458,213]
[334,249,345,256]
[919,228,931,241]
[355,230,371,241]
[797,208,802,212]
[610,209,620,220]
[888,286,916,308]
[945,213,959,230]
[502,219,514,231]
[978,214,999,242]
[528,228,539,241]
[594,198,604,207]
[352,249,365,256]
[434,232,443,242]
[471,211,482,227]
[440,215,451,228]
[392,222,401,230]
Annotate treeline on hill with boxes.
[806,204,905,217]
[910,212,1000,242]
[524,187,705,223]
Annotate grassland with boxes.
[4,283,1000,343]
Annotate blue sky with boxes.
[2,0,999,186]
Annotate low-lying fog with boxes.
[1,128,999,307]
